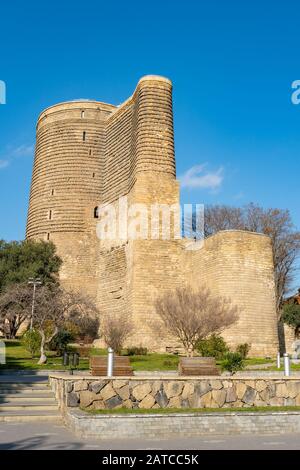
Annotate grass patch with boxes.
[0,340,279,371]
[0,340,179,371]
[82,406,300,415]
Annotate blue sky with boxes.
[0,1,299,287]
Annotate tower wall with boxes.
[26,76,279,356]
[185,231,279,356]
[26,100,115,296]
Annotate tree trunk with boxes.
[38,330,47,364]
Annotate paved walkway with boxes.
[0,421,300,449]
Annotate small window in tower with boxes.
[81,110,85,119]
[89,149,92,156]
[51,189,55,196]
[94,207,99,219]
[48,210,52,220]
[83,131,86,141]
[47,233,50,241]
[92,172,95,178]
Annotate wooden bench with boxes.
[90,356,134,376]
[178,357,220,376]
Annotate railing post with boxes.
[283,353,290,376]
[107,347,114,377]
[277,351,281,369]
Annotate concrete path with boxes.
[0,421,300,449]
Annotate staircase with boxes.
[0,374,61,422]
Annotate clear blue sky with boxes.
[0,1,299,286]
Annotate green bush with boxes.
[236,343,251,359]
[197,335,229,360]
[126,346,148,356]
[22,329,41,358]
[221,352,244,373]
[48,330,74,355]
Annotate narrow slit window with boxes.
[47,233,50,241]
[83,131,86,141]
[81,110,85,119]
[48,210,52,220]
[51,189,55,196]
[94,207,99,219]
[89,149,92,156]
[92,172,95,178]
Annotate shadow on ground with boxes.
[0,435,85,450]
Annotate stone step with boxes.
[0,381,49,387]
[0,410,61,422]
[0,403,58,411]
[0,394,56,401]
[0,387,51,394]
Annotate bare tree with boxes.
[32,286,100,364]
[101,314,133,355]
[0,282,100,363]
[0,283,32,339]
[154,286,239,357]
[205,204,300,314]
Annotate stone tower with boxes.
[27,75,279,356]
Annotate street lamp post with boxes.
[28,278,42,329]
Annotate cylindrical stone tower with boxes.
[26,100,115,296]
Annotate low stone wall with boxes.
[49,374,300,411]
[66,409,300,439]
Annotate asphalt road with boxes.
[0,421,300,450]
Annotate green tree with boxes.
[0,240,62,292]
[282,303,300,338]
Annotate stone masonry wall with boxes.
[27,75,280,356]
[50,375,300,412]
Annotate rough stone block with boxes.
[194,382,212,397]
[66,392,79,407]
[242,387,256,405]
[168,396,182,408]
[74,380,88,392]
[212,389,226,407]
[139,394,155,409]
[164,381,184,399]
[80,391,97,408]
[89,380,108,394]
[112,380,128,389]
[276,383,289,398]
[100,383,116,401]
[181,382,195,400]
[132,383,152,401]
[210,380,222,390]
[226,387,237,403]
[117,385,130,401]
[155,389,168,407]
[236,382,247,400]
[106,395,123,409]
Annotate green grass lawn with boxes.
[0,339,277,371]
[0,340,179,371]
[82,406,300,415]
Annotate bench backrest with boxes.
[90,356,131,366]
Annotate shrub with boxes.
[236,343,251,359]
[22,329,41,358]
[221,352,244,373]
[126,346,148,356]
[48,330,74,355]
[196,334,229,360]
[76,346,92,358]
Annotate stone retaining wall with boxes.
[66,409,300,439]
[49,374,300,411]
